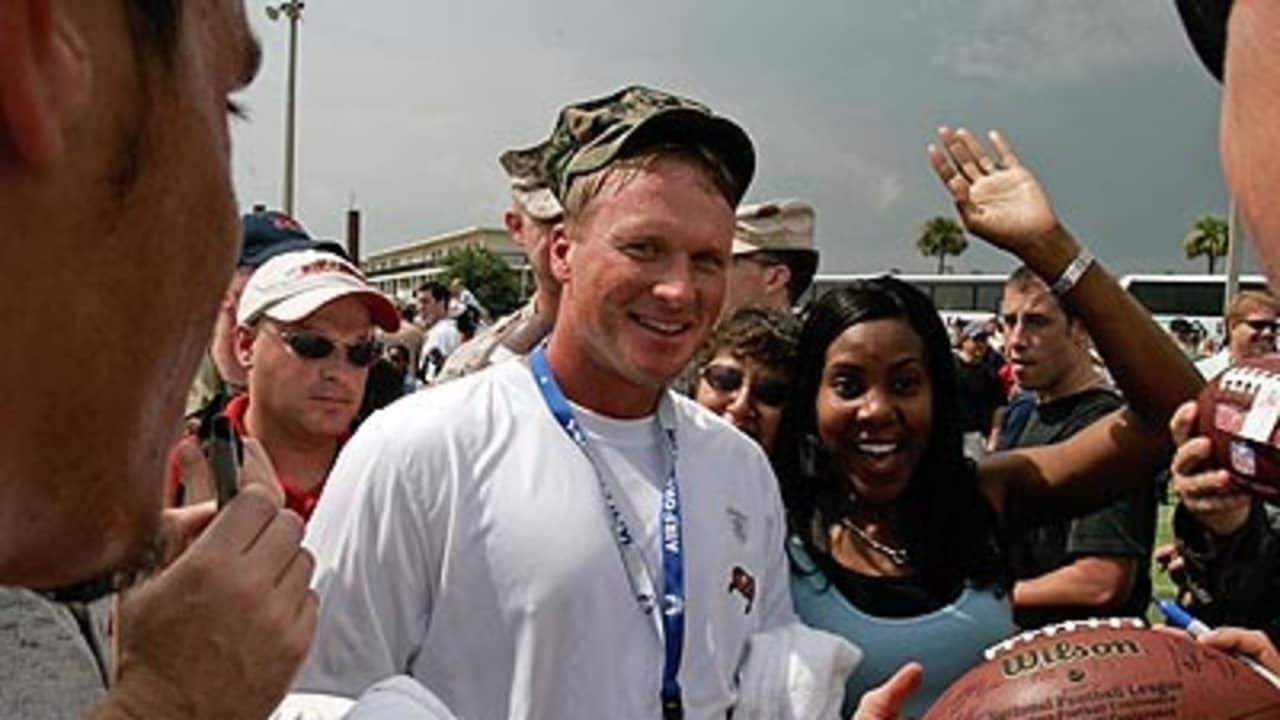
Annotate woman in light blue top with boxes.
[772,127,1203,717]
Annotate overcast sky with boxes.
[230,0,1248,276]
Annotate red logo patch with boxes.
[295,257,362,281]
[272,214,304,233]
[728,565,755,614]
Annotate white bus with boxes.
[804,271,1270,340]
[803,273,1007,326]
[1117,273,1268,338]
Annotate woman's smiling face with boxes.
[815,317,933,505]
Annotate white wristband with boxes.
[1050,248,1095,296]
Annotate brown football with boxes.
[1197,354,1280,502]
[923,618,1280,719]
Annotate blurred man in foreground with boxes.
[0,2,316,717]
[1165,0,1280,658]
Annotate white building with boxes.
[362,226,528,302]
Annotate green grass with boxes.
[1148,502,1177,624]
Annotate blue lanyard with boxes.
[529,347,686,715]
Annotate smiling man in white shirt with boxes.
[298,85,795,719]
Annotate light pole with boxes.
[266,1,305,215]
[1225,198,1239,310]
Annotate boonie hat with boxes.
[237,249,399,332]
[733,199,820,297]
[732,199,817,256]
[499,141,563,222]
[541,85,755,205]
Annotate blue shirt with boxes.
[788,538,1017,717]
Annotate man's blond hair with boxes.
[561,145,737,234]
[1226,289,1279,328]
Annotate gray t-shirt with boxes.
[345,676,456,719]
[0,587,111,718]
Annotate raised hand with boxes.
[1168,400,1252,536]
[93,439,316,720]
[927,127,1061,258]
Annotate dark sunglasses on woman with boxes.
[1242,319,1278,334]
[269,325,382,368]
[700,364,789,407]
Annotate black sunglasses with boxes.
[271,326,381,368]
[700,364,789,408]
[1242,319,1278,333]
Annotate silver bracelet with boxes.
[1050,248,1096,296]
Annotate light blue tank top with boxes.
[788,538,1017,718]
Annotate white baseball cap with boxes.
[237,249,400,332]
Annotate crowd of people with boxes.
[2,0,1279,719]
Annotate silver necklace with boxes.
[840,517,911,567]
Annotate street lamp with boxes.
[266,1,305,215]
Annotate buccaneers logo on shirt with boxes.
[727,565,756,614]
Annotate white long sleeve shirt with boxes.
[298,360,794,719]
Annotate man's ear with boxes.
[549,222,573,285]
[233,324,256,369]
[1067,317,1093,349]
[0,0,92,168]
[762,263,792,297]
[503,208,524,247]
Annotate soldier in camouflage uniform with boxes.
[434,142,564,383]
[724,198,819,315]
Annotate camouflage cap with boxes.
[499,141,564,222]
[542,85,755,206]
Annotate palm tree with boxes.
[916,216,968,274]
[1183,214,1229,274]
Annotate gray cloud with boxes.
[872,174,905,213]
[231,1,1230,276]
[934,1,1181,89]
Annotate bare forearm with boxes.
[991,228,1203,511]
[1013,556,1137,610]
[1033,226,1202,428]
